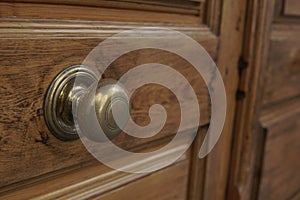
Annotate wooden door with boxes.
[0,0,247,199]
[228,0,300,199]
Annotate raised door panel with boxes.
[263,24,300,105]
[0,147,190,199]
[0,33,214,186]
[4,0,205,16]
[94,160,189,200]
[0,0,219,189]
[227,0,300,198]
[259,98,300,200]
[0,1,204,24]
[284,0,300,16]
[0,0,247,199]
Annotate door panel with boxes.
[263,25,300,105]
[0,146,190,199]
[259,98,300,200]
[284,0,300,16]
[0,0,246,198]
[0,31,214,187]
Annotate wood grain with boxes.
[0,23,217,187]
[263,24,300,106]
[202,0,247,199]
[187,127,207,200]
[272,0,300,23]
[95,161,189,200]
[0,0,247,199]
[0,2,201,25]
[227,0,300,199]
[0,144,190,199]
[2,0,204,15]
[284,0,300,16]
[205,0,222,35]
[227,0,276,199]
[259,97,300,200]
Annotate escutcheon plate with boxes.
[44,65,97,141]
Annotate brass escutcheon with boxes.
[44,65,130,141]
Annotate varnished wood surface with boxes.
[2,0,205,15]
[201,0,247,199]
[0,0,250,199]
[259,97,300,200]
[0,0,219,188]
[263,24,300,106]
[0,19,217,43]
[0,33,214,186]
[273,0,300,23]
[95,160,189,200]
[187,127,207,200]
[284,0,300,16]
[228,0,300,199]
[0,2,201,24]
[227,0,277,199]
[0,0,223,197]
[0,144,189,199]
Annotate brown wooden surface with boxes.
[284,0,300,16]
[0,2,201,24]
[259,97,300,200]
[202,0,247,199]
[188,127,207,200]
[0,0,252,199]
[0,146,189,199]
[2,0,205,15]
[263,24,300,106]
[272,0,300,23]
[0,0,224,191]
[0,19,216,41]
[0,33,214,186]
[227,0,277,199]
[95,160,189,200]
[228,0,300,199]
[291,190,300,200]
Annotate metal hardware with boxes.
[44,65,130,141]
[238,56,248,75]
[236,90,246,100]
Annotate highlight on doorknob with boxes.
[44,65,130,141]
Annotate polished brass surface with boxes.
[44,65,97,141]
[94,80,130,140]
[44,65,130,141]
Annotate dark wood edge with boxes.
[1,0,204,15]
[204,0,222,35]
[187,126,208,200]
[0,18,218,40]
[272,0,300,24]
[0,130,191,197]
[226,0,276,199]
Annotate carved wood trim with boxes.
[227,0,276,199]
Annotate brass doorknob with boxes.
[44,65,130,141]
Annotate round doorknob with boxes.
[44,65,130,141]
